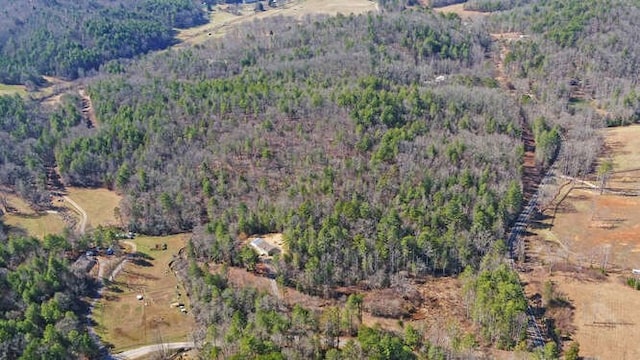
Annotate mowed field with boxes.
[525,124,640,360]
[65,187,123,229]
[429,2,488,19]
[0,76,71,98]
[176,0,378,45]
[2,193,67,238]
[94,234,194,352]
[0,83,26,96]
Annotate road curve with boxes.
[63,195,88,234]
[112,342,195,359]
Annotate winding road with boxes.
[63,195,88,234]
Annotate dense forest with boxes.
[0,235,99,359]
[2,0,639,358]
[0,0,205,85]
[57,11,525,288]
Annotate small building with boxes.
[72,255,97,273]
[249,238,279,257]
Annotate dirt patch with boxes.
[227,266,275,294]
[220,264,473,346]
[524,125,640,359]
[532,187,640,270]
[79,88,99,128]
[523,268,640,360]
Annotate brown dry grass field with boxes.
[0,83,26,96]
[176,0,378,46]
[1,187,121,238]
[0,76,72,99]
[429,2,488,19]
[94,234,195,352]
[1,193,67,237]
[524,124,640,360]
[65,187,123,229]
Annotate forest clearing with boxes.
[524,124,640,360]
[93,234,194,353]
[1,187,121,237]
[429,1,488,19]
[176,0,378,45]
[1,192,67,238]
[63,187,122,230]
[0,83,26,96]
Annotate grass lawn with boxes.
[94,234,195,352]
[2,194,67,238]
[66,187,122,229]
[0,83,26,96]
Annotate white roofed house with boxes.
[249,237,279,257]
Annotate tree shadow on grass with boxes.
[132,258,153,267]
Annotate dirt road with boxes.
[112,342,195,359]
[63,195,88,234]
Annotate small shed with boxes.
[249,238,279,257]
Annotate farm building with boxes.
[249,237,279,256]
[72,255,96,273]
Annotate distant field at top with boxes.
[177,0,378,45]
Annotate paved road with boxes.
[63,195,88,234]
[111,342,195,359]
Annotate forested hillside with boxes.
[2,0,639,357]
[0,94,85,209]
[0,0,205,85]
[56,11,524,285]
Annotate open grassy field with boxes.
[94,234,194,352]
[530,125,640,270]
[0,76,72,99]
[2,193,67,238]
[522,267,640,360]
[524,124,640,359]
[0,83,26,96]
[65,187,122,229]
[176,0,378,46]
[429,2,488,19]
